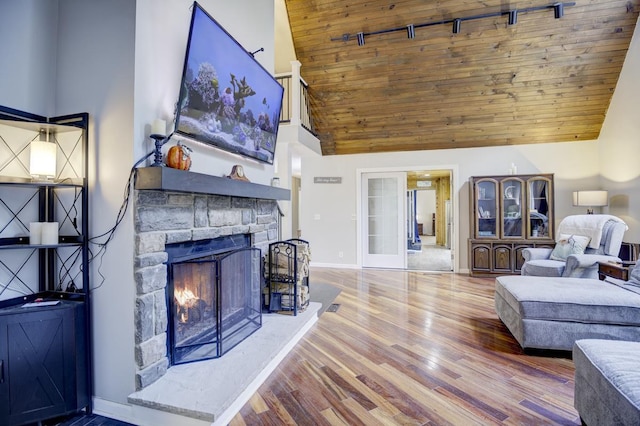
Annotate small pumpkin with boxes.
[166,141,192,170]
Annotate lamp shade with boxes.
[29,141,57,179]
[573,190,608,214]
[573,190,608,207]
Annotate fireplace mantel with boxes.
[135,167,290,200]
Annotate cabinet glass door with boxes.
[476,179,498,238]
[528,177,552,238]
[501,179,523,238]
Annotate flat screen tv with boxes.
[174,2,284,165]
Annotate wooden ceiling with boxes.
[284,0,639,155]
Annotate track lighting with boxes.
[452,19,461,34]
[554,3,564,18]
[407,24,415,39]
[333,2,575,46]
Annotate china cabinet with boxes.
[469,174,554,276]
[0,105,91,424]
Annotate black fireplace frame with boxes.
[165,234,262,365]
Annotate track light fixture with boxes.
[407,24,415,39]
[333,1,575,46]
[554,3,564,18]
[452,19,461,34]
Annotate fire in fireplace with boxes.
[166,234,262,365]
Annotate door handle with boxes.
[0,360,3,384]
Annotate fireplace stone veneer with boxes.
[133,170,287,390]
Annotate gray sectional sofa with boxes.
[573,339,640,425]
[495,263,640,424]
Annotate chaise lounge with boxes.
[495,274,640,350]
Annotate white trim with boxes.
[310,262,360,269]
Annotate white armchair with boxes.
[521,215,627,279]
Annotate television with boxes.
[174,2,284,165]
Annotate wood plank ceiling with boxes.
[285,0,639,155]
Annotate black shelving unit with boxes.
[0,105,91,425]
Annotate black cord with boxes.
[86,137,172,291]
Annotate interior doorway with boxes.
[357,167,456,272]
[406,170,453,272]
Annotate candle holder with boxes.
[150,134,169,167]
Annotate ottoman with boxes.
[494,275,640,350]
[573,339,640,425]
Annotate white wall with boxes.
[0,0,58,115]
[415,190,435,235]
[274,0,297,74]
[598,15,640,241]
[53,0,138,404]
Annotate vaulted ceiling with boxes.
[284,0,639,156]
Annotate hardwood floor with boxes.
[231,268,580,425]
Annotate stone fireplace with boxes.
[132,167,288,389]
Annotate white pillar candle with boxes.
[41,222,59,245]
[152,119,166,136]
[29,222,43,245]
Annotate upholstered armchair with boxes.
[521,215,627,279]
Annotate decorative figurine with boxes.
[229,165,249,181]
[165,141,192,170]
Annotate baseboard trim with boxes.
[310,262,360,269]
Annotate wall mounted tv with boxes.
[174,2,284,165]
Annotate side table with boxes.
[597,261,635,281]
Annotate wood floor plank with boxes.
[232,269,581,425]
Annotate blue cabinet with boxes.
[0,297,88,425]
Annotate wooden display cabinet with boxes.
[469,174,555,276]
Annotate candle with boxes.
[29,222,43,245]
[41,222,59,245]
[152,119,166,136]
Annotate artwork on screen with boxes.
[174,2,284,165]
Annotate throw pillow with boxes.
[549,234,591,261]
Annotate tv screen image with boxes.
[175,2,284,165]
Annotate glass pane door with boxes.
[362,172,406,268]
[476,179,497,238]
[528,177,551,238]
[502,179,523,238]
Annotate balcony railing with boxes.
[276,73,316,135]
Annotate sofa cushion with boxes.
[574,339,640,425]
[495,276,640,325]
[520,259,565,277]
[550,234,591,260]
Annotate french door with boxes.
[361,172,406,269]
